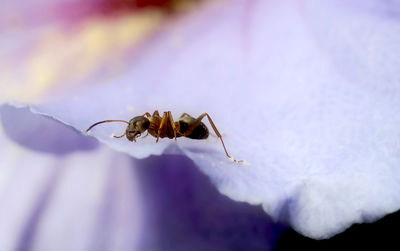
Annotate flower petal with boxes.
[0,123,142,251]
[0,106,285,250]
[4,0,400,239]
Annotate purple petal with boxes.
[0,131,142,251]
[0,104,98,154]
[0,106,284,250]
[134,154,286,251]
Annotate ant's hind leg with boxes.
[179,113,192,118]
[156,112,168,143]
[196,113,236,161]
[167,111,177,140]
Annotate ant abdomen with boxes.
[179,116,209,140]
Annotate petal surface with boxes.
[0,105,285,250]
[0,120,143,251]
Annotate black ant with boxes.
[86,110,243,163]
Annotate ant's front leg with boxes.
[113,133,126,139]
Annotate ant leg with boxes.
[179,113,192,118]
[113,132,126,138]
[156,112,168,143]
[196,113,236,161]
[175,121,184,136]
[153,110,160,117]
[142,112,151,117]
[167,111,177,141]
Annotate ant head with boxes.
[126,116,150,141]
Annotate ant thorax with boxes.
[147,116,162,138]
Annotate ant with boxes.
[86,110,243,163]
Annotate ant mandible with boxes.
[86,110,243,163]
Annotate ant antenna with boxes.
[86,120,129,133]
